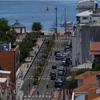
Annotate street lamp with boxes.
[55,7,58,36]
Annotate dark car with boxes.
[57,70,64,76]
[55,78,63,88]
[50,71,56,76]
[55,53,63,60]
[52,64,57,69]
[57,76,64,82]
[50,72,56,80]
[54,51,60,56]
[61,60,66,66]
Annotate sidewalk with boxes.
[16,38,43,79]
[16,38,43,100]
[51,89,70,100]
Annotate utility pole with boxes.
[64,7,67,34]
[55,7,58,36]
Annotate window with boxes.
[82,17,88,20]
[96,88,100,94]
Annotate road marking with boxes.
[39,95,41,97]
[42,95,44,97]
[32,95,51,98]
[49,96,51,98]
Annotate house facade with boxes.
[0,42,20,83]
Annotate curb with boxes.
[23,38,45,80]
[30,40,55,96]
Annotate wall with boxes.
[80,16,90,24]
[92,16,100,22]
[0,51,15,83]
[72,36,77,66]
[79,25,100,63]
[14,46,20,72]
[88,88,100,100]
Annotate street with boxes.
[30,36,67,100]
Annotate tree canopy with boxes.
[32,22,42,32]
[0,18,16,43]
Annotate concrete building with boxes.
[76,0,98,13]
[0,70,14,100]
[0,42,20,83]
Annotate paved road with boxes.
[31,36,67,100]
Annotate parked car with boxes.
[55,78,63,88]
[50,72,56,80]
[54,51,60,56]
[52,64,57,69]
[50,71,56,76]
[57,70,64,76]
[61,60,67,66]
[64,46,70,52]
[57,76,64,82]
[55,53,63,60]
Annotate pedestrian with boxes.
[37,91,39,95]
[46,84,48,89]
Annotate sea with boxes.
[0,0,100,31]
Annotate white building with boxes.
[76,0,98,13]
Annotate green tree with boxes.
[0,18,17,43]
[32,22,42,32]
[0,18,10,33]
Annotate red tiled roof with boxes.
[73,83,96,92]
[90,42,100,55]
[93,96,100,100]
[75,71,100,80]
[73,71,100,92]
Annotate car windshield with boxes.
[52,64,56,66]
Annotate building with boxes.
[0,70,14,100]
[0,42,20,83]
[90,42,100,63]
[72,71,100,100]
[76,0,98,13]
[73,0,100,65]
[71,62,92,77]
[76,9,100,24]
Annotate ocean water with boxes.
[0,0,100,30]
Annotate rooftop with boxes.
[0,70,11,74]
[0,78,7,83]
[90,42,100,55]
[78,0,96,3]
[11,20,25,28]
[73,71,100,92]
[76,10,92,17]
[71,63,92,71]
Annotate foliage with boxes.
[0,18,17,43]
[76,68,90,75]
[19,32,40,63]
[0,18,10,33]
[71,77,77,89]
[92,59,96,68]
[91,63,100,71]
[32,22,42,32]
[33,79,39,85]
